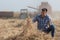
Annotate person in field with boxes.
[33,8,55,38]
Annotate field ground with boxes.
[0,18,60,40]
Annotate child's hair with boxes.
[42,8,48,12]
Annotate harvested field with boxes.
[0,18,59,40]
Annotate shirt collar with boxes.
[40,14,47,18]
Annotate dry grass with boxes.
[0,18,59,40]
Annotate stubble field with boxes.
[0,18,59,40]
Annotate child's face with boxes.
[41,11,47,17]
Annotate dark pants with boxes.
[43,25,55,37]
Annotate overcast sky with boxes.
[0,0,60,11]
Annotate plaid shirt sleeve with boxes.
[48,17,53,26]
[33,16,38,23]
